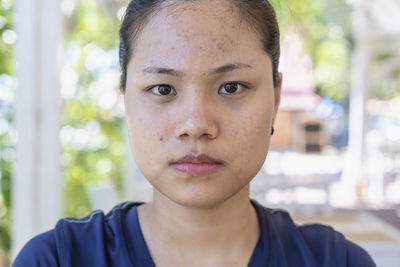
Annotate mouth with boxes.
[170,154,223,175]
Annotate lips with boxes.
[173,154,222,164]
[170,154,223,175]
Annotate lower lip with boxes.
[170,163,222,175]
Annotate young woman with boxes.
[14,0,376,266]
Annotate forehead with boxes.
[128,0,268,73]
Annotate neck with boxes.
[137,186,260,265]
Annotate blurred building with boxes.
[271,31,324,153]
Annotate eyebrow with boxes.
[208,62,253,75]
[141,62,253,77]
[142,66,184,77]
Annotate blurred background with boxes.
[0,0,399,265]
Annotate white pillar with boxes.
[12,0,62,257]
[342,0,369,196]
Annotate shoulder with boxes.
[301,224,376,266]
[346,240,377,267]
[56,201,141,265]
[298,224,375,266]
[252,200,376,266]
[13,230,59,267]
[55,201,140,241]
[13,201,142,267]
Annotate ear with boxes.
[272,72,282,125]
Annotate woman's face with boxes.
[124,0,281,207]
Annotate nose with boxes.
[174,91,219,141]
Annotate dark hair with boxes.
[119,0,280,93]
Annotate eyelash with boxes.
[148,84,177,96]
[148,82,249,96]
[219,82,249,95]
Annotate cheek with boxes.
[127,99,169,135]
[227,101,274,174]
[125,106,171,181]
[235,99,273,141]
[125,102,167,159]
[239,115,270,156]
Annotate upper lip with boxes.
[172,154,223,164]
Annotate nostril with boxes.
[174,103,219,140]
[174,120,218,140]
[179,133,190,139]
[201,132,214,139]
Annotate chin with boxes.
[155,178,250,209]
[172,195,231,209]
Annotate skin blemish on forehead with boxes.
[208,33,225,51]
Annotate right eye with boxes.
[149,85,176,96]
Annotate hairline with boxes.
[120,0,279,93]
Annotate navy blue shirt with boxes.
[13,200,376,266]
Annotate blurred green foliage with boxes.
[371,52,400,100]
[272,0,352,103]
[62,0,125,218]
[0,0,14,265]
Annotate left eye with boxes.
[218,82,246,95]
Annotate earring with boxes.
[271,127,275,136]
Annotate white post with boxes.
[342,0,369,201]
[12,0,62,258]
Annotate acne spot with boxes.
[159,136,164,142]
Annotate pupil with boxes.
[159,85,171,95]
[225,83,238,93]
